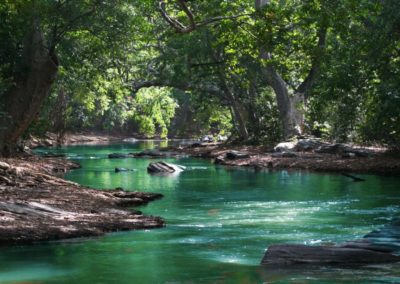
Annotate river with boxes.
[1,141,400,283]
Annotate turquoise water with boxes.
[1,141,400,283]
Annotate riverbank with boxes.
[167,143,400,175]
[26,131,130,148]
[0,155,164,245]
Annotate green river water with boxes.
[1,141,400,283]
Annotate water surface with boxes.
[1,141,400,283]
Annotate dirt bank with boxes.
[0,155,164,245]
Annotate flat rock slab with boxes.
[0,157,164,245]
[261,244,400,266]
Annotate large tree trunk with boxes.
[0,26,58,156]
[225,92,249,140]
[261,58,304,139]
[256,1,303,139]
[255,1,327,140]
[219,76,249,140]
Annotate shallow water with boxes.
[1,141,400,283]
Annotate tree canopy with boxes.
[0,0,399,154]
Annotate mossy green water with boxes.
[1,142,400,283]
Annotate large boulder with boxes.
[0,161,11,170]
[315,143,347,154]
[274,138,328,153]
[261,243,400,266]
[134,150,164,157]
[274,142,297,152]
[201,135,214,143]
[295,138,327,152]
[147,161,185,174]
[217,135,228,142]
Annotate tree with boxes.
[157,0,328,140]
[0,0,143,155]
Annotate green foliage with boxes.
[2,0,399,147]
[309,0,400,146]
[131,87,177,138]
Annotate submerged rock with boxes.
[115,168,135,173]
[364,219,400,251]
[108,153,134,159]
[133,149,183,158]
[147,161,185,174]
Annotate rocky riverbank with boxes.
[166,139,400,175]
[0,155,164,245]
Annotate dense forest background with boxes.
[0,0,399,155]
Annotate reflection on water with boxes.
[1,142,399,283]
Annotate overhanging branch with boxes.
[159,0,251,34]
[296,24,328,97]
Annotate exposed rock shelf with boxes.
[261,221,400,266]
[0,156,164,245]
[261,243,400,266]
[168,141,400,175]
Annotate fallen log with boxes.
[342,173,366,182]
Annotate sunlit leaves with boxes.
[132,87,178,138]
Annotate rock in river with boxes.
[261,243,400,266]
[108,153,134,159]
[147,161,185,174]
[115,168,135,173]
[133,149,183,158]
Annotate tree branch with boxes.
[177,0,196,29]
[53,4,99,46]
[159,0,251,34]
[131,80,221,95]
[296,24,328,97]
